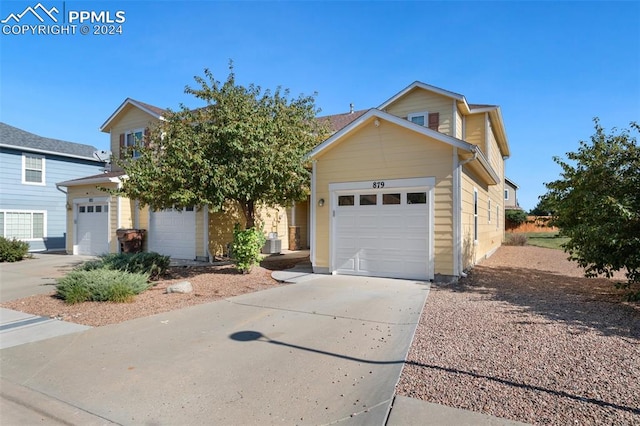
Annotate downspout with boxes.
[456,146,478,278]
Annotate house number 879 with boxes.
[373,181,385,189]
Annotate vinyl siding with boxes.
[65,183,117,254]
[455,109,463,139]
[0,147,103,251]
[464,113,484,146]
[314,118,455,276]
[383,89,454,136]
[460,168,503,270]
[195,207,206,259]
[108,105,160,166]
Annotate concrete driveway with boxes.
[0,253,94,302]
[1,275,430,425]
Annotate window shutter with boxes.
[428,113,439,131]
[144,128,150,147]
[119,133,125,159]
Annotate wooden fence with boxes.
[506,216,558,233]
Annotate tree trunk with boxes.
[240,199,256,229]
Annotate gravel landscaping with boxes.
[396,246,640,425]
[2,246,638,424]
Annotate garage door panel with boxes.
[332,185,431,280]
[149,209,196,260]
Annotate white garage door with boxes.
[76,203,109,255]
[149,207,196,260]
[331,179,433,281]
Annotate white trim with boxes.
[21,153,46,186]
[488,198,492,224]
[473,188,479,244]
[310,160,317,265]
[0,210,47,241]
[329,177,435,192]
[309,109,476,159]
[452,147,460,277]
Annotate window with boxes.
[473,189,478,243]
[408,112,439,130]
[22,154,45,185]
[0,211,45,240]
[123,129,144,158]
[338,195,354,206]
[407,192,427,204]
[504,189,509,200]
[359,194,377,206]
[382,193,401,205]
[408,112,426,126]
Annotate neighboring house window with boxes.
[0,211,46,240]
[473,189,478,243]
[408,112,440,131]
[504,188,509,200]
[22,154,45,185]
[121,129,145,158]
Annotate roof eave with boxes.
[57,174,125,187]
[0,143,102,162]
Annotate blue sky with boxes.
[1,1,638,211]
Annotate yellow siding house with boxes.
[309,82,510,281]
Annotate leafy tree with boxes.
[544,118,640,291]
[115,63,328,228]
[529,195,555,216]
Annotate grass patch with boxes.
[520,232,570,250]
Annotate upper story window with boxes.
[504,189,509,200]
[407,112,440,131]
[22,154,45,185]
[121,129,145,158]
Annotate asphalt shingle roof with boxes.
[0,122,100,160]
[318,109,369,133]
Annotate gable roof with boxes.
[377,81,510,158]
[505,177,519,189]
[57,170,125,187]
[308,108,500,185]
[100,98,166,133]
[0,122,100,161]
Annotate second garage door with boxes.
[331,179,433,281]
[148,207,196,260]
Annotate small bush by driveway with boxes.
[397,246,640,425]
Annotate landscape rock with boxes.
[166,281,193,294]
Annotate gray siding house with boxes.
[0,123,105,251]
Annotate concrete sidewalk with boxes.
[0,309,91,350]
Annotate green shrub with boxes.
[231,225,266,273]
[76,252,170,280]
[56,269,151,304]
[505,209,528,226]
[0,237,29,262]
[504,233,528,246]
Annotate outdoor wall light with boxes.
[318,198,325,207]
